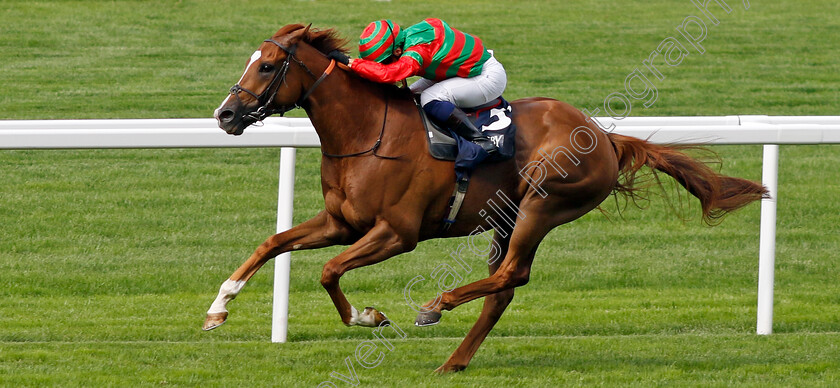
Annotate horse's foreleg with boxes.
[436,232,515,374]
[320,220,413,327]
[203,211,353,330]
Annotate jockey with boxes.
[349,19,507,156]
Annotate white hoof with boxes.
[348,306,389,327]
[203,312,228,331]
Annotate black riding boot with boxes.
[445,107,499,156]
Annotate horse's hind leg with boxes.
[203,211,354,330]
[416,210,547,323]
[417,195,599,372]
[320,220,415,327]
[417,195,591,325]
[435,232,517,374]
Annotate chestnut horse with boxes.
[206,24,766,373]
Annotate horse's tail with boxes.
[606,133,768,224]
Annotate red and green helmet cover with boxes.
[359,20,403,62]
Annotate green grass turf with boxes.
[2,0,839,386]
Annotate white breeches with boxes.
[409,55,507,109]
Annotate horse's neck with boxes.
[303,69,394,156]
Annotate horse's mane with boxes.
[273,24,350,55]
[273,24,411,100]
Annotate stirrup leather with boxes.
[441,177,471,232]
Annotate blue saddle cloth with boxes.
[420,97,516,181]
[454,97,516,180]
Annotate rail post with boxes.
[757,143,779,335]
[271,147,296,343]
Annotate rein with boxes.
[320,93,399,160]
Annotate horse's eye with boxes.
[259,63,275,73]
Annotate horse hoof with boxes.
[414,310,442,327]
[203,312,228,331]
[434,363,466,374]
[355,307,389,327]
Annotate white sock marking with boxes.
[347,306,360,326]
[207,279,247,314]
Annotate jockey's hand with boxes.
[327,50,351,66]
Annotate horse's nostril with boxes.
[218,109,235,123]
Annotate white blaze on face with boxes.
[215,50,263,118]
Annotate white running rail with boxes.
[3,115,839,341]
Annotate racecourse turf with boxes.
[1,0,839,386]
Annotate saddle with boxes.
[418,103,459,161]
[414,97,517,232]
[416,98,516,162]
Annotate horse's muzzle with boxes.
[214,107,248,136]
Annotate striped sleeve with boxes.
[403,44,433,69]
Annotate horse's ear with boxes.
[290,23,312,44]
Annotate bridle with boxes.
[227,39,336,123]
[225,36,398,159]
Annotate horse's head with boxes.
[215,24,341,135]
